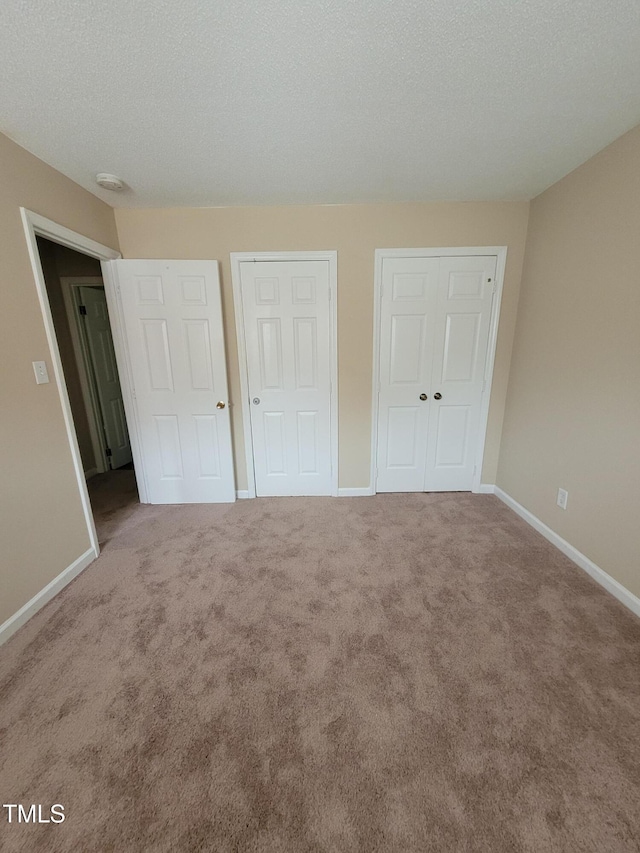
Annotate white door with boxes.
[113,260,235,504]
[376,255,497,492]
[238,260,333,496]
[79,286,132,470]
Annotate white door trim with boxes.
[20,209,121,557]
[61,277,109,475]
[230,251,339,498]
[370,246,507,495]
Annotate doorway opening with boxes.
[31,231,139,545]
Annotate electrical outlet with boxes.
[557,488,568,510]
[32,360,50,384]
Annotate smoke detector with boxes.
[95,173,124,191]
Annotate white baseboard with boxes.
[494,487,640,619]
[84,467,98,480]
[477,484,496,494]
[337,487,374,497]
[236,488,374,499]
[0,547,98,646]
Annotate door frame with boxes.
[61,277,110,476]
[370,246,508,495]
[20,209,122,556]
[230,251,339,498]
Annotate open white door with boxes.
[111,260,235,504]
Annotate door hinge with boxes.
[105,447,112,458]
[78,304,87,316]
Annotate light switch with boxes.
[32,361,50,384]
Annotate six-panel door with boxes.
[239,260,333,496]
[375,258,440,492]
[425,256,496,490]
[376,255,497,492]
[115,260,236,504]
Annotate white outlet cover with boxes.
[557,488,569,510]
[32,360,50,384]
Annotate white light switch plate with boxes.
[32,361,50,384]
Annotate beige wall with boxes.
[0,132,118,625]
[3,116,637,626]
[498,125,640,598]
[115,202,530,490]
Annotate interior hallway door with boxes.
[376,255,497,492]
[78,285,132,469]
[113,260,236,503]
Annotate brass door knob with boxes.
[419,393,428,401]
[216,401,226,409]
[433,393,442,400]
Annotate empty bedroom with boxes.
[1,1,639,851]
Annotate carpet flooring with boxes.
[1,483,639,852]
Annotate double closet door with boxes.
[375,255,497,493]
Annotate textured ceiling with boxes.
[2,0,640,208]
